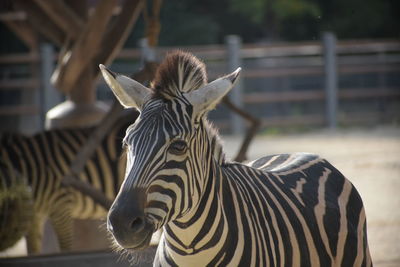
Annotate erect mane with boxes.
[151,50,207,99]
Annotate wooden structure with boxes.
[0,0,145,129]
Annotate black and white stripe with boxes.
[106,51,372,266]
[0,112,137,253]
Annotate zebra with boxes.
[0,111,138,253]
[101,51,372,266]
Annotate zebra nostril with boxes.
[130,216,145,233]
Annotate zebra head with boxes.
[100,51,240,251]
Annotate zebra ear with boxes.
[184,68,241,116]
[99,64,151,110]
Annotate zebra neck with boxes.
[160,163,231,264]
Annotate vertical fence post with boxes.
[41,43,62,123]
[226,35,244,135]
[323,32,338,129]
[19,68,42,134]
[377,51,387,117]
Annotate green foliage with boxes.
[229,0,268,24]
[148,0,399,44]
[274,0,320,19]
[159,2,220,45]
[229,0,320,23]
[317,0,399,39]
[4,0,396,54]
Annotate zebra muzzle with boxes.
[107,189,154,250]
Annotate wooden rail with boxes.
[0,79,40,90]
[116,39,400,60]
[1,38,399,129]
[242,88,400,104]
[0,52,39,64]
[0,105,39,115]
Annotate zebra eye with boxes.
[169,140,187,155]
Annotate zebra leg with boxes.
[26,213,45,254]
[49,207,74,251]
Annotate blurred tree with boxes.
[227,0,399,41]
[1,0,399,50]
[158,0,220,45]
[128,0,398,44]
[124,0,265,46]
[228,0,319,40]
[317,0,400,39]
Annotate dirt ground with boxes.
[2,126,399,265]
[223,126,400,267]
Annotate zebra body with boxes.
[101,51,372,266]
[154,153,370,266]
[0,112,136,253]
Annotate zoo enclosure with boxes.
[1,34,399,134]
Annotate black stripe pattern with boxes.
[108,52,372,266]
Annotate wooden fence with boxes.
[113,35,400,133]
[1,35,400,133]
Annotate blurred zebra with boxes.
[102,51,372,266]
[0,111,137,253]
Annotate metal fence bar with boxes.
[18,50,41,134]
[139,38,157,64]
[323,32,338,130]
[226,35,244,135]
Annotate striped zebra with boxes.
[0,111,137,253]
[101,51,372,266]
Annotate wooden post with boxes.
[323,32,338,129]
[51,0,118,94]
[92,0,145,78]
[226,35,244,135]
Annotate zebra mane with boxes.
[151,50,207,99]
[151,51,226,164]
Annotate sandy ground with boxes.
[223,126,400,267]
[2,126,399,266]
